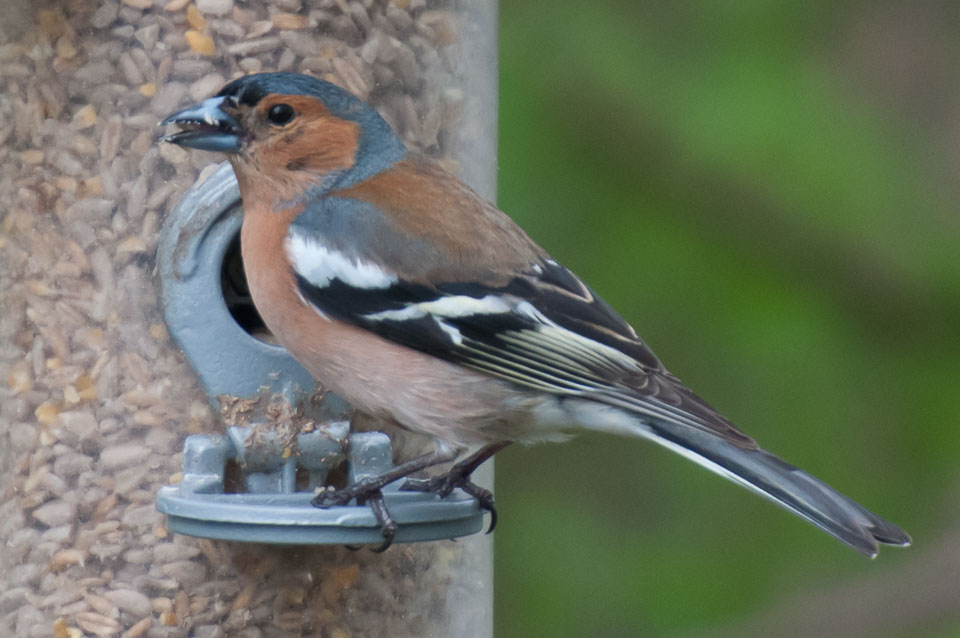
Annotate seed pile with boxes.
[0,1,490,636]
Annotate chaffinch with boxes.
[161,72,909,555]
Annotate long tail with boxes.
[574,402,911,557]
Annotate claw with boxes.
[311,485,354,508]
[457,481,498,532]
[371,533,395,553]
[312,484,398,550]
[400,469,498,532]
[364,490,397,552]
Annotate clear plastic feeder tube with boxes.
[0,1,497,637]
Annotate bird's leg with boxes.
[400,442,512,532]
[357,490,396,553]
[312,446,462,508]
[312,446,462,550]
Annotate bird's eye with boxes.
[267,103,295,126]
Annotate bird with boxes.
[160,71,910,555]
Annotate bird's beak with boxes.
[159,97,242,153]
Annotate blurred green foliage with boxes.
[494,2,960,637]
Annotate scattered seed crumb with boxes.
[186,4,206,31]
[121,616,152,638]
[272,12,309,30]
[71,104,97,129]
[52,618,70,638]
[20,149,44,165]
[185,29,216,55]
[56,38,77,60]
[75,375,97,400]
[80,176,103,197]
[64,385,81,404]
[35,402,61,425]
[51,549,87,571]
[8,367,32,393]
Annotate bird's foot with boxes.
[400,464,498,533]
[310,448,465,551]
[312,481,397,552]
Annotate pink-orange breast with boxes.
[237,197,531,446]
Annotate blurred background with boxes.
[494,2,960,637]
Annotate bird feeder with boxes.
[154,163,486,546]
[0,1,498,636]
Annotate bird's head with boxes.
[160,72,406,198]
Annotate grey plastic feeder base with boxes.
[156,490,484,545]
[155,428,484,545]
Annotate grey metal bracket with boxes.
[154,164,484,544]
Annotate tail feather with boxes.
[570,400,911,557]
[644,419,911,557]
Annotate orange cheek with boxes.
[280,117,359,173]
[231,119,360,205]
[230,92,362,204]
[249,117,357,174]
